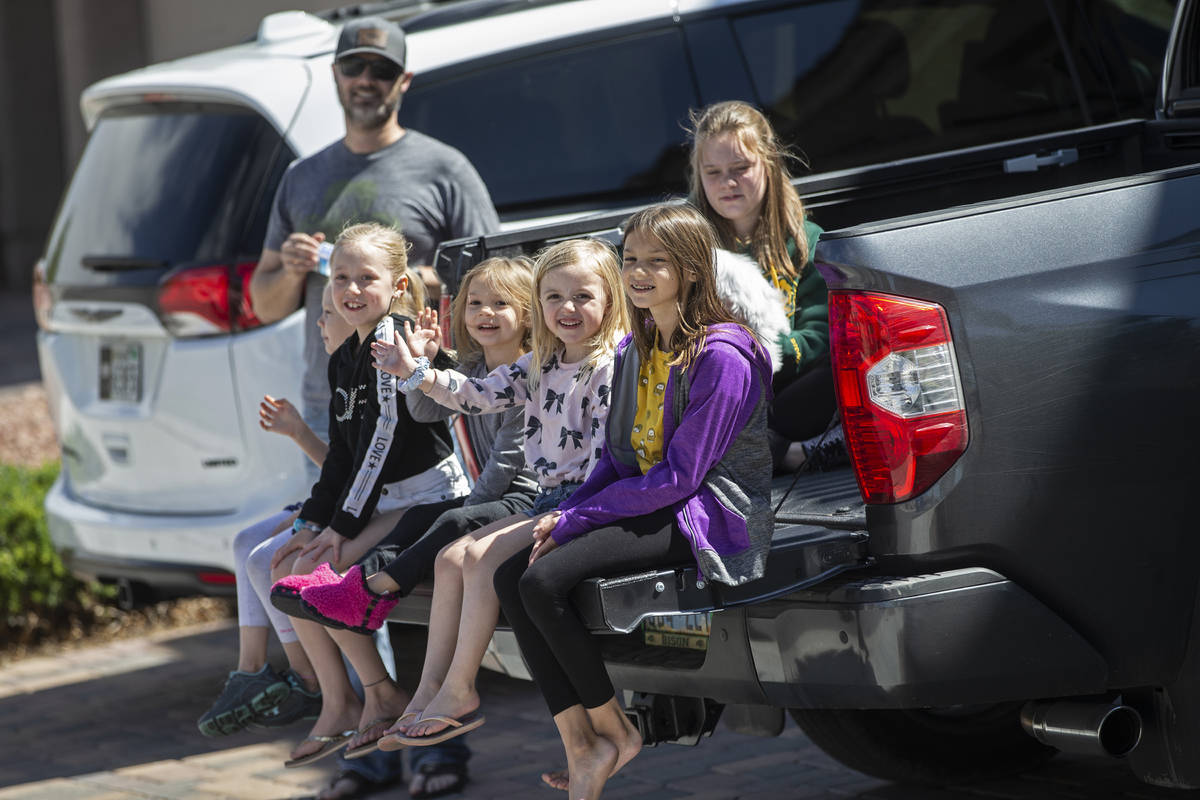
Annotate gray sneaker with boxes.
[197,664,291,737]
[253,669,322,729]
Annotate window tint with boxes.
[45,105,291,286]
[1072,0,1177,117]
[399,28,698,213]
[731,0,1115,172]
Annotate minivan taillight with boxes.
[829,290,968,504]
[158,262,261,337]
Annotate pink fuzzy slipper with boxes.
[299,565,399,635]
[269,562,341,618]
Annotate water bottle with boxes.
[316,241,334,276]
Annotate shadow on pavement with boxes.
[4,622,1198,799]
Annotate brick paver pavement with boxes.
[0,621,1195,799]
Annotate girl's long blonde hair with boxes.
[332,222,425,319]
[450,256,534,366]
[622,204,745,372]
[527,238,629,391]
[687,101,810,280]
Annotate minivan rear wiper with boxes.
[82,256,169,271]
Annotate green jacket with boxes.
[781,219,829,376]
[740,219,828,377]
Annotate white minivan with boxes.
[35,0,790,602]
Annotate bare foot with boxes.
[542,768,569,791]
[348,684,409,749]
[544,723,641,791]
[567,734,618,800]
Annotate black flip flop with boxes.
[411,759,469,799]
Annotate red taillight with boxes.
[829,289,968,504]
[196,570,236,585]
[158,261,261,336]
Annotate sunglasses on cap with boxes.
[337,55,403,82]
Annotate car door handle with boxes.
[1003,148,1079,173]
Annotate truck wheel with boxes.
[789,704,1055,784]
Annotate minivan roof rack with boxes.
[388,0,574,33]
[315,0,442,22]
[310,0,574,33]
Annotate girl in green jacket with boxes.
[688,100,842,472]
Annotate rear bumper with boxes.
[45,472,298,592]
[63,552,235,596]
[606,568,1110,709]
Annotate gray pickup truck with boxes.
[393,0,1200,790]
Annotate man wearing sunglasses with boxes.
[242,15,497,800]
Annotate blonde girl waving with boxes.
[357,238,629,748]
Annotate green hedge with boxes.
[0,463,112,646]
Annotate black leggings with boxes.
[770,360,837,441]
[493,507,693,716]
[363,493,533,596]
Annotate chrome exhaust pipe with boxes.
[1020,699,1142,758]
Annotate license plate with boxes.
[643,613,711,651]
[100,342,142,402]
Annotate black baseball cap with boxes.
[336,17,407,69]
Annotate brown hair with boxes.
[687,101,809,280]
[528,238,629,391]
[450,256,534,366]
[621,204,744,372]
[332,222,425,319]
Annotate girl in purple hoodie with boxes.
[494,203,774,800]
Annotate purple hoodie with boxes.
[551,324,775,586]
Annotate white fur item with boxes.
[713,248,789,373]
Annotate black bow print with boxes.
[559,427,584,450]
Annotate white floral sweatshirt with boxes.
[423,350,613,489]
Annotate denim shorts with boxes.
[527,481,583,516]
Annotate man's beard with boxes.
[342,90,403,130]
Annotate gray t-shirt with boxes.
[263,130,500,438]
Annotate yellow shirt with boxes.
[631,346,672,474]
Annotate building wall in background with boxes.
[0,0,328,291]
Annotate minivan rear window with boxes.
[44,104,292,287]
[399,28,698,214]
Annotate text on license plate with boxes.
[643,613,711,651]
[100,342,142,402]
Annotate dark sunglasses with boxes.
[337,55,403,82]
